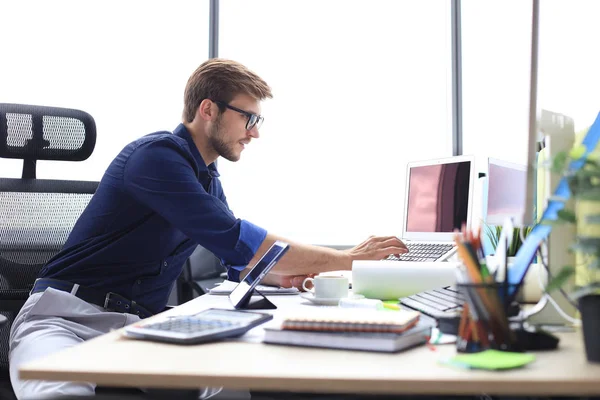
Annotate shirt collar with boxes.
[173,124,220,178]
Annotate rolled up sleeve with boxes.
[224,220,267,282]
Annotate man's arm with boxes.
[122,139,406,287]
[124,140,266,270]
[244,233,408,287]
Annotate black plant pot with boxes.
[579,294,600,363]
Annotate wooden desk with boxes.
[20,294,600,396]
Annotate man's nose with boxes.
[248,126,260,139]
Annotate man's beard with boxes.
[208,115,240,162]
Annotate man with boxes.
[9,59,407,399]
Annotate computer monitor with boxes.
[485,158,528,226]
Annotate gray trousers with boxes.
[9,288,142,399]
[9,288,223,400]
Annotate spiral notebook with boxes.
[264,318,433,353]
[280,308,421,333]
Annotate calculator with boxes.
[123,308,273,344]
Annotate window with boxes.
[538,0,600,134]
[462,0,600,168]
[461,0,534,171]
[0,0,209,181]
[219,0,452,245]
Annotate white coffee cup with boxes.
[302,275,349,299]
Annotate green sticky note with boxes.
[445,350,535,370]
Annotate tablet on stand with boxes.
[229,241,290,310]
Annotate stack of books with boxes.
[263,308,434,353]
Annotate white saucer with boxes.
[300,292,363,306]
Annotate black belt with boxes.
[31,278,153,319]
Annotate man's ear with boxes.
[197,99,216,122]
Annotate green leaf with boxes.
[556,209,576,223]
[483,224,500,251]
[546,266,575,293]
[569,144,587,160]
[551,151,568,174]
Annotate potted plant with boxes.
[547,143,600,363]
[484,224,533,260]
[483,224,542,303]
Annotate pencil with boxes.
[471,319,479,343]
[458,305,469,339]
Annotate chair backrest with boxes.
[0,103,98,373]
[177,245,226,303]
[186,245,225,281]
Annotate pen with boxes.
[472,227,490,278]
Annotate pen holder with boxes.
[456,282,521,353]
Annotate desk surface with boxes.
[20,294,600,396]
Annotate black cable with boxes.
[536,246,580,311]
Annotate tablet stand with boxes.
[237,289,277,310]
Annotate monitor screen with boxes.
[405,161,472,233]
[486,159,528,225]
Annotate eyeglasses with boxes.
[214,100,264,131]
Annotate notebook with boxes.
[264,318,434,353]
[279,308,421,333]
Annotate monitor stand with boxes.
[236,289,277,310]
[523,234,577,328]
[524,110,578,328]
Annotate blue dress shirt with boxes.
[40,124,267,314]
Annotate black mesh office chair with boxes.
[0,103,98,398]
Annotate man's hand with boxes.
[260,272,317,290]
[344,235,408,261]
